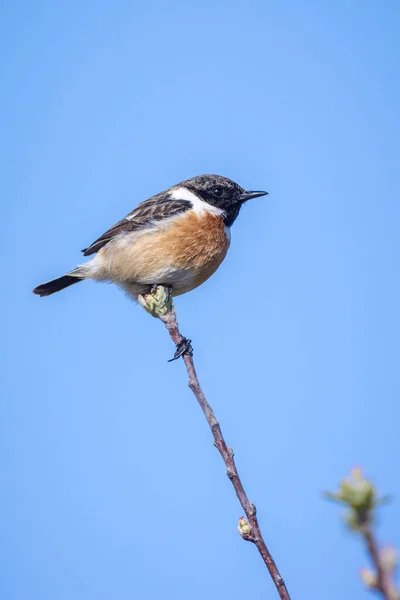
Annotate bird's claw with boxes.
[168,337,193,362]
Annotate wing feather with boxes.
[82,193,191,256]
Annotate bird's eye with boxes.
[213,187,224,198]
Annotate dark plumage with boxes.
[33,273,83,297]
[82,197,192,256]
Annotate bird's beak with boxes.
[239,190,269,202]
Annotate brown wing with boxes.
[82,193,192,256]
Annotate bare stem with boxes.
[159,304,291,600]
[362,524,398,600]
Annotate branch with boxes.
[159,303,291,600]
[325,468,399,600]
[361,525,398,600]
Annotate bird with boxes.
[33,174,268,301]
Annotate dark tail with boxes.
[33,272,84,297]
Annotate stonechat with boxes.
[33,174,267,301]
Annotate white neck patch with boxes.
[170,186,224,217]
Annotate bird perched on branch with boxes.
[33,174,267,303]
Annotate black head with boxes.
[180,174,268,227]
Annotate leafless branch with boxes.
[326,468,399,600]
[159,303,291,600]
[361,524,399,600]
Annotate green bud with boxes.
[324,468,388,530]
[238,517,252,540]
[138,285,172,317]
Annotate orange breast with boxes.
[97,210,230,294]
[164,211,230,294]
[162,211,229,268]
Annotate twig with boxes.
[325,468,399,600]
[159,304,291,600]
[362,524,398,600]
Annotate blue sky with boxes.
[2,1,399,599]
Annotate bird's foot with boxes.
[168,337,193,362]
[138,285,173,317]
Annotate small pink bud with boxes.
[360,568,378,589]
[380,546,398,572]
